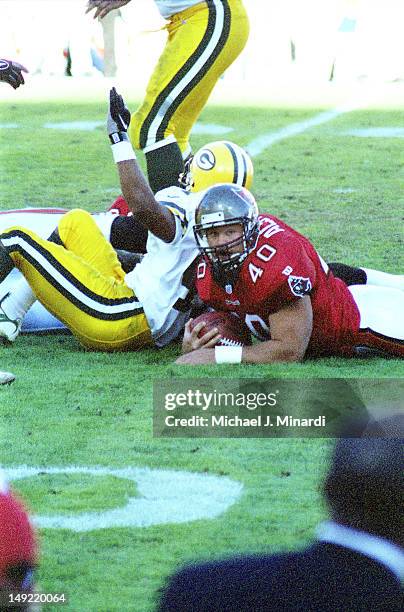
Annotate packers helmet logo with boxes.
[288,275,312,297]
[0,60,10,71]
[195,149,216,171]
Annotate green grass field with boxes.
[0,89,403,611]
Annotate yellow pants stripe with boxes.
[131,0,249,153]
[1,210,152,351]
[2,229,142,320]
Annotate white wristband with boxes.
[215,345,243,364]
[111,141,136,163]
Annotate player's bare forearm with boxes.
[241,340,303,364]
[108,87,176,242]
[176,340,304,366]
[117,161,176,242]
[242,297,312,364]
[176,297,312,365]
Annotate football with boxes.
[190,311,252,347]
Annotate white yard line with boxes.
[344,127,404,138]
[5,465,243,531]
[41,121,233,134]
[247,103,363,157]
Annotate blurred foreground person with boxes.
[158,414,404,611]
[0,471,38,610]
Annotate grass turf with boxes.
[0,98,403,611]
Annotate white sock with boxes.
[362,268,404,291]
[1,277,36,320]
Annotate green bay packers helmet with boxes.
[194,184,259,284]
[180,141,253,192]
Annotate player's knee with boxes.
[58,209,93,243]
[60,208,92,228]
[66,208,91,219]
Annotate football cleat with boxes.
[179,141,254,192]
[0,292,22,343]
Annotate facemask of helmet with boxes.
[179,141,254,192]
[194,184,259,286]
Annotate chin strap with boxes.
[213,264,241,292]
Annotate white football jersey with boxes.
[125,186,201,346]
[154,0,202,19]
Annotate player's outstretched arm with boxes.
[86,0,131,20]
[0,59,28,89]
[242,296,312,364]
[108,87,176,242]
[176,297,313,365]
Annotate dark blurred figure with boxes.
[0,473,37,610]
[0,60,28,89]
[157,414,403,612]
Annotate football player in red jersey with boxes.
[177,184,404,364]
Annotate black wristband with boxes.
[109,131,129,144]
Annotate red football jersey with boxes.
[0,487,37,587]
[195,214,360,357]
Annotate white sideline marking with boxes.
[42,121,232,135]
[247,104,360,157]
[0,123,19,128]
[344,127,404,138]
[5,465,243,531]
[44,121,103,131]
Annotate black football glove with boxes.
[86,1,132,20]
[108,87,131,143]
[0,59,28,89]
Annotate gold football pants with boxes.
[130,0,249,155]
[1,209,152,351]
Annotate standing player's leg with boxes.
[0,210,152,351]
[349,285,404,357]
[130,0,249,193]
